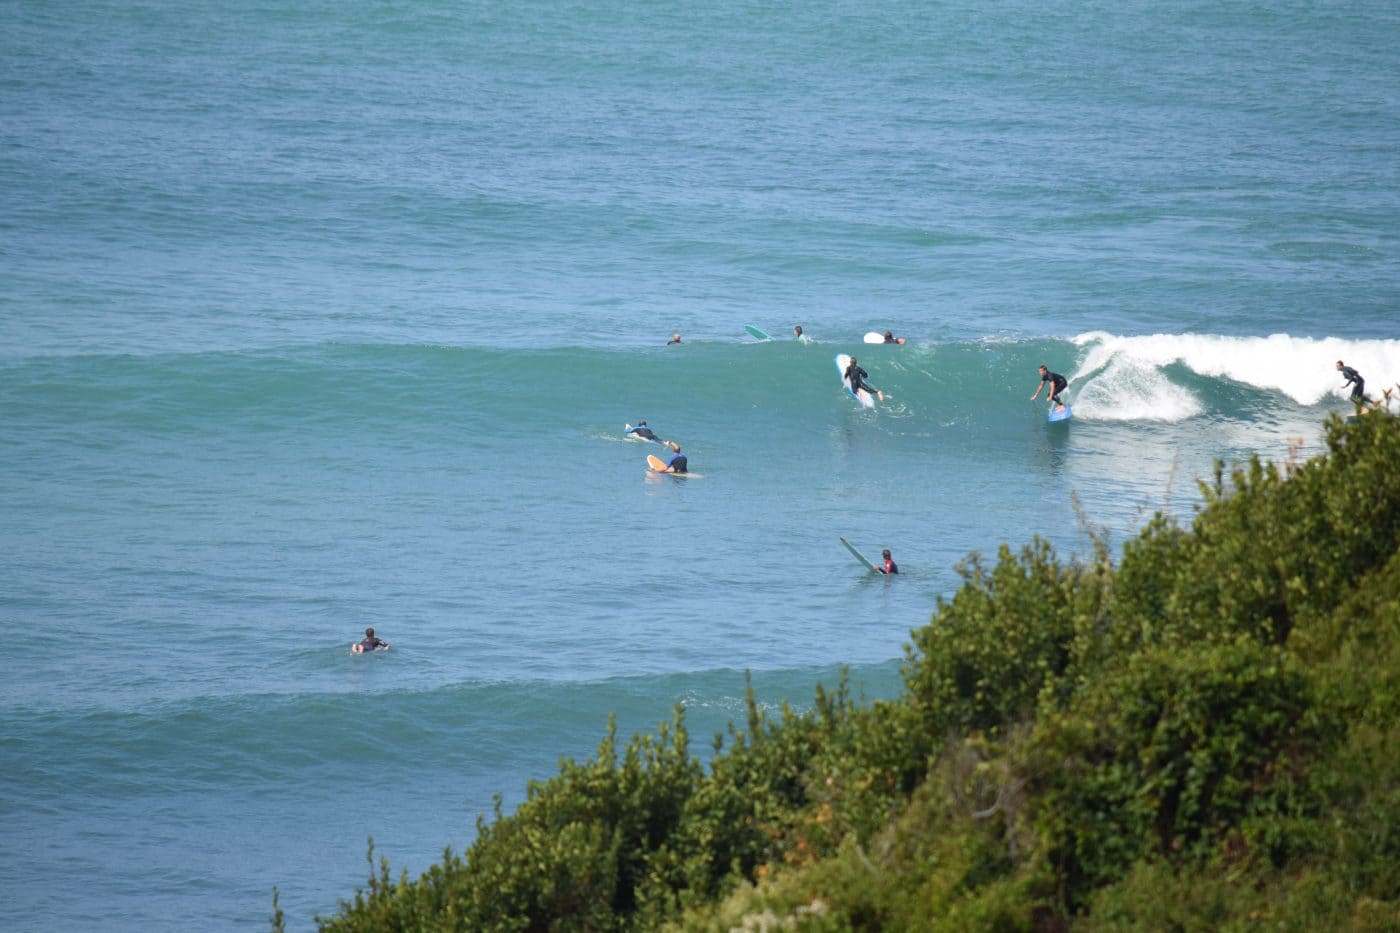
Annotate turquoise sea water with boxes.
[3,1,1399,928]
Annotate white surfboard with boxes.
[864,331,905,344]
[835,354,877,408]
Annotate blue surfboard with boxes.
[1048,405,1072,423]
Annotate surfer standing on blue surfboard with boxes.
[1031,364,1069,411]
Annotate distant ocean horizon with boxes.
[3,1,1398,928]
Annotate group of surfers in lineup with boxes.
[350,343,1377,649]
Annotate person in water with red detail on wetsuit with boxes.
[878,549,898,574]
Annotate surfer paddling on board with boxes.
[658,440,688,473]
[878,549,898,574]
[1336,360,1371,407]
[352,627,389,654]
[882,330,906,345]
[844,356,884,402]
[626,421,660,441]
[1031,364,1069,412]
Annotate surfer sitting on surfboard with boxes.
[626,421,659,441]
[658,440,687,473]
[1031,364,1069,411]
[353,627,389,653]
[844,357,884,402]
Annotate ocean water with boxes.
[3,0,1399,928]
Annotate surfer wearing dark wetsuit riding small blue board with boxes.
[1031,364,1068,411]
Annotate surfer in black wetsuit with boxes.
[659,440,687,473]
[882,330,906,345]
[1336,360,1370,406]
[354,627,389,653]
[1031,364,1068,410]
[844,356,884,402]
[627,421,659,441]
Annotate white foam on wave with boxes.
[1069,332,1400,419]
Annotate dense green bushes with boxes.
[1029,641,1325,907]
[310,411,1400,930]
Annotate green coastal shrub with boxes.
[1107,411,1400,659]
[903,537,1105,740]
[1027,640,1324,910]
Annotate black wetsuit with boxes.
[1041,371,1068,404]
[629,425,658,440]
[845,363,875,397]
[666,452,688,473]
[1340,366,1367,403]
[359,635,387,652]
